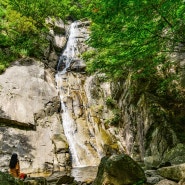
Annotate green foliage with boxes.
[109,109,121,126]
[0,0,75,70]
[133,179,146,185]
[106,97,116,108]
[9,0,71,24]
[0,64,6,73]
[0,49,15,74]
[0,0,184,97]
[81,0,185,82]
[6,9,37,34]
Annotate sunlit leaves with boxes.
[6,9,37,35]
[0,0,184,80]
[81,0,185,81]
[176,5,185,18]
[0,0,73,66]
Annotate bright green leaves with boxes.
[6,9,37,35]
[0,2,41,59]
[82,0,185,81]
[80,0,185,104]
[9,0,71,25]
[0,0,184,80]
[176,4,185,18]
[0,0,74,68]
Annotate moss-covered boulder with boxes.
[93,154,146,185]
[162,143,185,165]
[157,163,185,181]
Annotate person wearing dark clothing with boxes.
[9,153,20,178]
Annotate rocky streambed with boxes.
[2,154,185,185]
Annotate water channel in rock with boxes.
[55,21,100,181]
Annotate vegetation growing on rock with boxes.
[0,0,73,72]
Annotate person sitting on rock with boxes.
[9,153,20,178]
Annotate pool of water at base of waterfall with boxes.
[27,166,98,182]
[71,166,98,182]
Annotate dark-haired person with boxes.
[9,153,20,178]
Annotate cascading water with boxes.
[56,21,100,168]
[57,22,80,74]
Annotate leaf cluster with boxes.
[80,0,185,81]
[0,0,75,73]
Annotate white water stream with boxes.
[57,22,81,74]
[56,21,100,168]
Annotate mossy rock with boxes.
[93,154,146,185]
[163,143,185,165]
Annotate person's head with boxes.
[9,153,19,169]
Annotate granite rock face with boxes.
[0,58,69,175]
[157,163,185,181]
[0,58,57,126]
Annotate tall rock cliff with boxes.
[109,50,185,167]
[0,58,70,175]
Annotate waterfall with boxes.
[55,21,100,167]
[57,22,80,74]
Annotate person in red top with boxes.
[9,153,20,178]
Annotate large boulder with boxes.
[155,179,178,185]
[93,154,146,185]
[162,143,185,165]
[157,163,185,181]
[47,17,67,52]
[0,58,57,127]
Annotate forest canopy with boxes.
[0,0,185,84]
[83,0,185,79]
[0,0,74,71]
